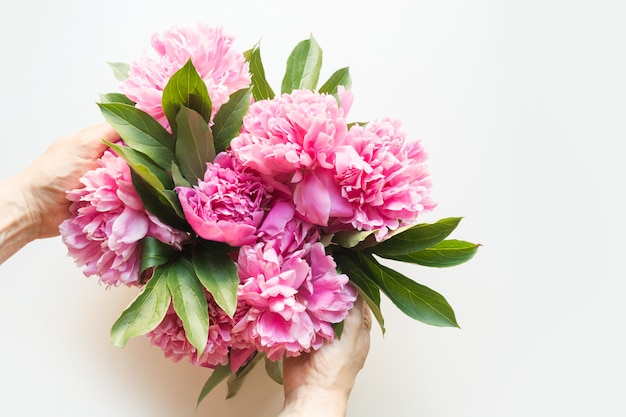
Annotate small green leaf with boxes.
[244,44,275,101]
[99,93,135,105]
[331,320,344,338]
[318,67,352,98]
[166,257,209,358]
[107,62,130,81]
[104,140,171,189]
[226,353,263,399]
[98,102,175,170]
[162,59,212,135]
[110,268,171,347]
[212,87,252,153]
[175,106,215,185]
[392,240,480,268]
[369,217,463,257]
[264,357,283,385]
[333,229,377,249]
[197,365,232,407]
[139,237,178,283]
[358,252,459,328]
[130,171,189,231]
[334,251,385,333]
[192,243,239,317]
[171,162,191,188]
[281,35,323,94]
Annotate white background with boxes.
[1,1,624,416]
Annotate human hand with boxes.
[279,295,372,417]
[15,123,119,239]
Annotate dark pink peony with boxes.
[176,153,271,247]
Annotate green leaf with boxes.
[331,320,344,338]
[392,239,480,268]
[99,93,135,105]
[139,237,178,283]
[334,251,385,333]
[369,217,463,257]
[130,171,189,231]
[212,87,252,153]
[166,257,209,358]
[318,67,352,98]
[358,252,459,328]
[264,357,283,385]
[192,243,239,317]
[104,140,171,189]
[244,44,275,101]
[171,162,191,188]
[281,35,323,94]
[162,59,212,135]
[98,102,175,170]
[333,229,377,249]
[110,268,171,347]
[226,353,263,399]
[197,365,232,407]
[175,106,216,185]
[107,62,130,81]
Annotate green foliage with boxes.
[392,239,480,267]
[197,365,232,407]
[166,257,210,358]
[357,252,459,327]
[281,35,323,94]
[175,106,216,185]
[107,62,130,81]
[110,268,171,348]
[226,353,263,399]
[368,217,463,257]
[98,103,175,170]
[318,67,352,99]
[264,357,283,385]
[162,59,212,136]
[192,242,239,317]
[212,87,252,153]
[244,44,275,101]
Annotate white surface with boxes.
[1,1,624,416]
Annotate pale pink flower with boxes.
[230,89,354,226]
[60,150,187,287]
[232,240,356,361]
[176,153,271,247]
[331,118,436,239]
[119,24,251,130]
[147,296,234,368]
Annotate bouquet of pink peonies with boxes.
[60,23,479,403]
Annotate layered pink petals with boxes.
[146,298,234,368]
[332,118,436,239]
[232,240,356,360]
[59,150,187,287]
[230,89,353,225]
[176,155,270,247]
[119,24,251,130]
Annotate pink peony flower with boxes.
[331,118,436,239]
[147,296,235,368]
[230,89,354,226]
[119,24,251,130]
[176,153,271,247]
[59,150,187,287]
[232,239,356,361]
